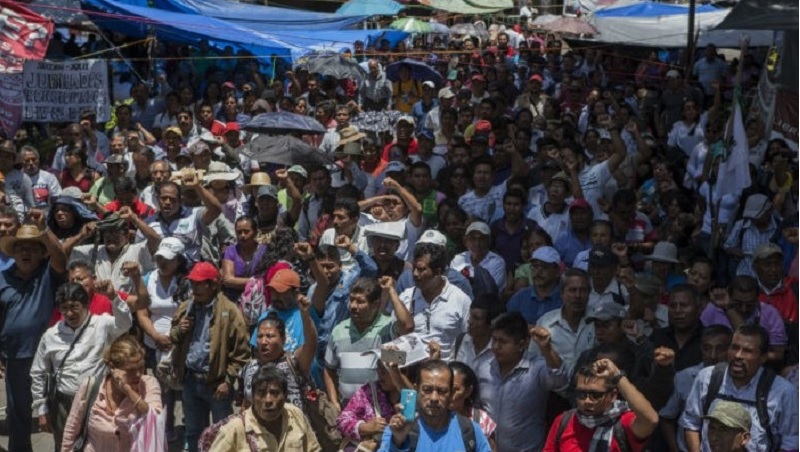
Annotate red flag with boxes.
[0,0,53,73]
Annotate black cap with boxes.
[589,246,619,267]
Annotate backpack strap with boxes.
[555,409,576,450]
[456,414,477,452]
[755,368,776,452]
[612,417,631,452]
[453,333,466,360]
[702,362,728,417]
[74,376,103,451]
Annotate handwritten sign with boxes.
[22,59,110,122]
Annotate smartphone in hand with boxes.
[400,389,417,420]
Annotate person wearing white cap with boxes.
[646,241,686,291]
[450,221,506,293]
[507,246,563,325]
[137,236,189,440]
[395,229,475,298]
[723,193,778,279]
[411,81,438,132]
[392,234,472,361]
[363,221,406,279]
[422,86,455,133]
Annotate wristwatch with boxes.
[610,370,627,386]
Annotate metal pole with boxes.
[687,0,696,69]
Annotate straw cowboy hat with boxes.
[0,224,47,256]
[337,126,366,146]
[243,172,272,193]
[203,161,239,185]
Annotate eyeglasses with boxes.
[575,390,610,402]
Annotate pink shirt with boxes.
[61,374,162,452]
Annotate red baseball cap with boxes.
[471,74,486,83]
[569,198,592,211]
[475,120,492,134]
[187,262,220,282]
[224,122,240,132]
[529,73,544,83]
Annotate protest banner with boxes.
[0,1,53,73]
[0,73,24,138]
[22,59,111,123]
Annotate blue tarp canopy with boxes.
[594,1,717,17]
[80,0,409,60]
[336,0,405,17]
[149,0,367,30]
[80,0,301,60]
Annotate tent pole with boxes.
[687,0,696,69]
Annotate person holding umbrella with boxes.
[392,63,423,114]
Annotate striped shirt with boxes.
[324,314,396,402]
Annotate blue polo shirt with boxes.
[0,263,64,359]
[506,285,562,325]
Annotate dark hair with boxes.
[471,156,494,172]
[668,284,698,305]
[176,106,194,119]
[333,198,360,219]
[349,277,382,303]
[235,216,257,230]
[611,188,637,208]
[417,359,453,388]
[257,311,287,340]
[729,275,759,295]
[503,188,527,205]
[254,227,298,275]
[0,206,20,223]
[413,242,449,273]
[336,184,362,202]
[56,282,90,306]
[156,181,182,200]
[491,312,529,342]
[470,294,505,324]
[67,259,96,277]
[409,161,432,177]
[251,362,289,394]
[561,268,589,288]
[702,324,733,341]
[734,324,770,355]
[113,177,137,195]
[115,104,132,115]
[449,361,480,408]
[315,244,342,263]
[591,219,613,233]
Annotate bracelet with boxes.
[132,394,142,407]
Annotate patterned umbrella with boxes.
[351,110,403,133]
[536,16,598,35]
[390,17,434,34]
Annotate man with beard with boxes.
[542,358,659,451]
[681,325,798,452]
[380,360,492,452]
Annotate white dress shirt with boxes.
[30,296,132,416]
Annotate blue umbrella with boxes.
[242,111,326,135]
[385,59,443,87]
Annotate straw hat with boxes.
[203,161,238,185]
[0,224,47,256]
[338,126,366,146]
[243,172,272,193]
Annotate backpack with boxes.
[239,276,266,327]
[198,412,260,452]
[702,362,777,451]
[407,414,477,452]
[554,409,630,452]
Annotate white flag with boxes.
[716,101,752,197]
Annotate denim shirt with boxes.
[186,299,216,373]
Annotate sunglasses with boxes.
[575,390,610,402]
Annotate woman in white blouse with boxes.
[135,237,190,442]
[667,99,706,158]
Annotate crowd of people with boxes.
[0,15,798,452]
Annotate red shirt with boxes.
[104,198,155,219]
[60,170,93,193]
[49,293,114,327]
[759,276,798,324]
[381,138,418,162]
[543,411,648,452]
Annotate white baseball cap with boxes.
[417,229,447,247]
[155,237,185,260]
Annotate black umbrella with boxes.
[305,55,367,81]
[244,135,332,166]
[385,59,443,87]
[242,112,326,135]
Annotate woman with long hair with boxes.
[221,217,267,302]
[136,238,190,443]
[61,335,162,451]
[449,361,497,451]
